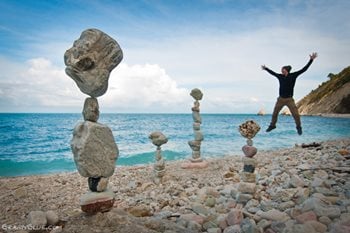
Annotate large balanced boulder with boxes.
[71,121,118,177]
[64,28,123,97]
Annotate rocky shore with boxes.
[1,138,350,233]
[305,113,350,118]
[282,113,350,118]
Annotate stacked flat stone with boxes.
[236,120,261,204]
[189,88,204,162]
[65,28,123,214]
[182,89,208,169]
[149,132,168,184]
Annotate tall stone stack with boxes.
[64,28,123,214]
[181,88,208,169]
[149,132,168,184]
[236,120,261,204]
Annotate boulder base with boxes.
[80,189,115,214]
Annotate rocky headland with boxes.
[1,138,350,233]
[297,66,350,115]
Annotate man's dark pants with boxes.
[270,97,301,127]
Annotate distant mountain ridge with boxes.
[297,66,350,114]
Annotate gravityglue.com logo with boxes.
[2,224,58,231]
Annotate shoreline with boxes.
[1,138,349,232]
[2,112,349,115]
[301,113,350,118]
[1,136,350,179]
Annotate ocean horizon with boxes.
[1,113,349,177]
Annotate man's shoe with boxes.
[266,125,276,132]
[297,126,302,135]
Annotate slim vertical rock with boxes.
[149,131,168,184]
[181,88,208,169]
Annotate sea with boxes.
[0,113,349,177]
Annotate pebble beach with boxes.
[1,138,349,233]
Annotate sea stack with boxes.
[181,88,209,169]
[236,120,260,204]
[65,28,123,214]
[149,131,168,184]
[257,108,265,116]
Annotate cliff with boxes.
[297,66,350,115]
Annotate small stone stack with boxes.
[149,132,168,184]
[236,120,261,204]
[64,28,123,214]
[182,88,208,169]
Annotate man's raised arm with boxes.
[261,64,279,78]
[294,52,318,76]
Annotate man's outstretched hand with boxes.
[261,65,267,70]
[310,52,318,60]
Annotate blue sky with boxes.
[0,0,350,113]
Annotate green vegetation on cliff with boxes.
[311,67,350,103]
[297,66,350,114]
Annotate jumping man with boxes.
[261,52,318,135]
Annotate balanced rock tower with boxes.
[181,88,209,169]
[236,120,260,204]
[64,28,123,214]
[149,131,168,184]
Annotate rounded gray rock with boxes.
[83,97,99,122]
[223,225,241,233]
[238,182,257,194]
[192,150,201,159]
[192,111,202,123]
[190,88,203,100]
[247,139,253,146]
[46,210,59,226]
[71,121,118,177]
[149,131,168,147]
[193,122,201,130]
[28,210,47,227]
[194,130,204,141]
[236,193,253,204]
[188,140,201,151]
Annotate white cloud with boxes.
[0,57,83,112]
[0,57,189,113]
[250,97,259,103]
[126,27,350,84]
[100,63,188,112]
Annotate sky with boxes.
[0,0,349,113]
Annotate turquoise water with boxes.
[0,113,349,177]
